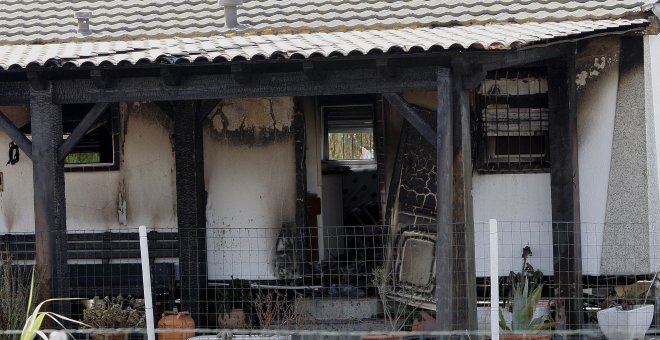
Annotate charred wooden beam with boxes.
[195,99,221,124]
[382,93,436,146]
[155,101,174,120]
[302,61,324,81]
[231,64,251,84]
[90,69,113,89]
[30,85,70,313]
[547,50,583,329]
[435,66,453,331]
[376,58,394,78]
[0,45,576,105]
[160,67,183,86]
[450,66,479,331]
[58,102,110,161]
[27,72,47,91]
[0,109,33,159]
[46,65,438,104]
[172,101,208,326]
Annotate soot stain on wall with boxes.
[207,97,294,145]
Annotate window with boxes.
[322,104,375,163]
[61,103,119,171]
[473,69,550,173]
[21,103,120,171]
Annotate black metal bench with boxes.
[0,231,178,299]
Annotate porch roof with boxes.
[0,18,648,70]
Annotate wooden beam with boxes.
[27,72,47,91]
[30,86,70,313]
[46,65,438,104]
[231,64,251,84]
[160,67,183,86]
[376,58,394,78]
[172,101,208,326]
[90,69,113,89]
[547,51,583,329]
[450,68,479,331]
[0,109,33,159]
[382,93,436,146]
[0,45,576,105]
[195,99,221,124]
[435,66,453,331]
[302,61,324,81]
[58,102,109,161]
[155,101,174,120]
[292,100,308,274]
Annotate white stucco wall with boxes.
[0,98,297,280]
[473,173,553,276]
[204,97,296,280]
[0,102,178,233]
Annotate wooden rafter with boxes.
[58,102,110,161]
[0,109,32,159]
[382,93,436,146]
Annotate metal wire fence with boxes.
[0,221,659,339]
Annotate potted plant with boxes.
[82,295,146,340]
[499,279,553,339]
[597,276,657,340]
[216,279,254,329]
[499,247,553,339]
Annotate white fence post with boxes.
[489,219,500,340]
[139,226,156,340]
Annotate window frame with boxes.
[63,103,120,172]
[473,67,551,174]
[321,103,377,169]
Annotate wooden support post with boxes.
[30,86,70,312]
[292,100,308,275]
[547,52,583,330]
[171,101,209,327]
[435,67,453,331]
[451,69,478,331]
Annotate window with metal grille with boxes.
[473,69,550,173]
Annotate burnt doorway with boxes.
[316,95,385,291]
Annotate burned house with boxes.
[0,0,660,332]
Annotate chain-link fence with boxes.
[1,221,659,339]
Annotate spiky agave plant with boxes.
[499,279,554,333]
[20,268,88,340]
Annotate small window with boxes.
[61,103,119,171]
[322,104,375,163]
[474,69,550,173]
[21,103,120,171]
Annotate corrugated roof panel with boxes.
[0,18,647,70]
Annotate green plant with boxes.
[0,253,38,339]
[500,246,553,333]
[507,246,543,296]
[20,267,87,340]
[499,279,553,332]
[372,266,422,331]
[82,295,145,331]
